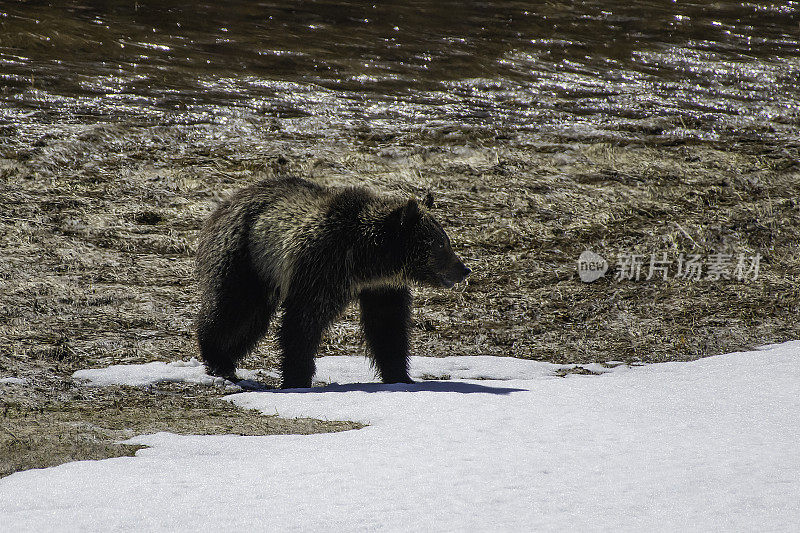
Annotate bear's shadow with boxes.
[236,380,525,395]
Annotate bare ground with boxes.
[1,121,799,476]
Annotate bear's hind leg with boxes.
[197,273,277,379]
[359,286,414,384]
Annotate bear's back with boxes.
[242,178,332,298]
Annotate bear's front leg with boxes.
[359,286,414,384]
[279,297,342,388]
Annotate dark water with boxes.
[1,1,799,142]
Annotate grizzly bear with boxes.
[195,176,470,388]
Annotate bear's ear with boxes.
[386,199,421,232]
[422,191,434,209]
[401,199,421,227]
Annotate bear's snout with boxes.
[455,263,471,283]
[453,263,470,281]
[440,260,470,288]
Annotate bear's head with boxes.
[390,195,471,288]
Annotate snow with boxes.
[0,377,26,385]
[3,342,800,532]
[71,355,610,389]
[72,358,262,389]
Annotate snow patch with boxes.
[0,377,26,385]
[71,355,621,389]
[72,358,263,389]
[315,354,588,383]
[5,343,798,531]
